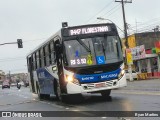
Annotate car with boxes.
[2,80,10,89]
[125,70,138,80]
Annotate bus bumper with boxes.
[66,74,127,94]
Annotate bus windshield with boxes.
[64,35,123,67]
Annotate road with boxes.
[0,79,160,120]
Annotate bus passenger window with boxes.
[40,48,45,67]
[36,51,40,68]
[48,43,52,64]
[31,55,34,71]
[50,41,55,64]
[33,53,36,70]
[45,45,50,66]
[38,50,41,68]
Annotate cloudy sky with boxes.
[0,0,160,74]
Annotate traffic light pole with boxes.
[0,42,17,46]
[0,39,23,48]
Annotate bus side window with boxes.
[50,41,55,64]
[35,52,37,69]
[31,55,34,71]
[40,48,45,67]
[33,53,36,70]
[48,42,51,64]
[45,45,50,66]
[27,57,31,72]
[43,47,46,66]
[39,50,41,68]
[36,50,40,68]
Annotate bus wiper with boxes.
[76,37,91,53]
[99,37,106,55]
[102,35,107,60]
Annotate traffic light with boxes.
[17,39,23,48]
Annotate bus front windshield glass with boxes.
[64,36,123,67]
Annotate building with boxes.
[9,73,28,83]
[0,70,5,84]
[125,31,160,78]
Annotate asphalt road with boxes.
[0,79,160,120]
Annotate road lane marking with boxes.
[101,117,107,119]
[0,100,37,106]
[113,91,160,96]
[39,101,64,109]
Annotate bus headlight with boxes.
[65,75,79,85]
[118,69,125,80]
[66,75,74,82]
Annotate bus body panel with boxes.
[64,63,126,94]
[66,74,126,94]
[35,65,59,95]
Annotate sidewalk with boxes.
[119,78,160,92]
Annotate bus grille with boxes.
[82,80,117,90]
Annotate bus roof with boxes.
[26,29,62,57]
[26,23,117,57]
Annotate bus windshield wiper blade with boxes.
[76,37,91,53]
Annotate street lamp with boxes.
[97,17,114,23]
[97,17,124,33]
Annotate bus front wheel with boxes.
[100,90,111,99]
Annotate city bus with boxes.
[26,22,127,102]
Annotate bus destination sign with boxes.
[69,26,110,36]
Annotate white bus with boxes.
[26,22,127,102]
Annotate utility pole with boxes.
[115,0,133,81]
[115,0,132,47]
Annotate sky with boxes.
[0,0,160,74]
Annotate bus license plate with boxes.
[95,83,106,88]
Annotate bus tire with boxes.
[101,89,111,99]
[55,81,63,101]
[44,94,50,99]
[37,85,44,100]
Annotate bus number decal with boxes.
[70,58,87,65]
[81,58,86,64]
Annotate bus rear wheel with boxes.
[100,90,111,99]
[55,83,63,101]
[37,86,44,100]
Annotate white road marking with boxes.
[113,90,160,96]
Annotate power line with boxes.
[100,3,121,17]
[130,17,160,29]
[0,58,25,62]
[0,56,25,60]
[85,0,114,24]
[130,22,160,34]
[93,4,122,24]
[105,4,121,17]
[23,38,46,43]
[0,56,26,62]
